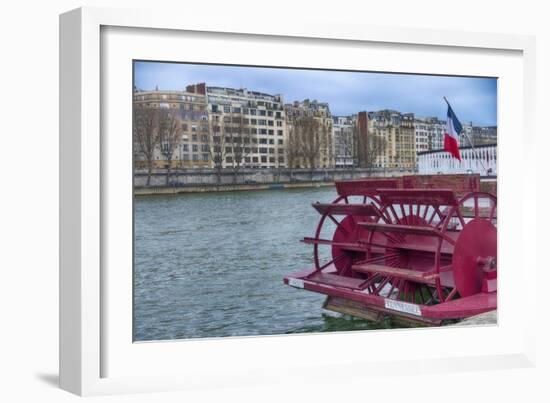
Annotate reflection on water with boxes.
[133,187,404,342]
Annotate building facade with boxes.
[414,117,432,157]
[415,116,492,157]
[133,88,211,169]
[202,86,286,169]
[285,99,334,169]
[368,110,416,169]
[458,121,474,147]
[332,115,355,168]
[417,144,497,176]
[414,116,450,152]
[134,85,494,175]
[472,126,498,145]
[414,117,440,152]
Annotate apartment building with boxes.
[458,121,474,147]
[415,116,493,160]
[200,85,286,169]
[285,99,334,169]
[133,87,211,169]
[368,110,416,169]
[472,126,498,145]
[414,117,435,154]
[332,115,355,168]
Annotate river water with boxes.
[133,187,395,342]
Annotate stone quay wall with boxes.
[134,167,418,188]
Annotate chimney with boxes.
[185,83,206,95]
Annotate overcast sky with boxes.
[134,61,497,126]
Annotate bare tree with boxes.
[365,134,387,170]
[322,121,334,170]
[208,116,226,184]
[158,108,183,185]
[227,113,252,184]
[295,115,322,178]
[353,119,386,173]
[285,121,301,180]
[351,122,360,173]
[133,106,159,186]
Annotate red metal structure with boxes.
[284,174,497,325]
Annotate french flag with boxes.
[444,101,462,161]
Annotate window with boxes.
[202,154,209,161]
[260,129,267,135]
[268,130,274,135]
[182,144,189,152]
[267,120,274,126]
[259,110,266,116]
[276,121,282,127]
[201,144,209,152]
[269,139,274,145]
[211,105,218,113]
[278,139,283,145]
[192,134,198,141]
[261,156,267,163]
[192,144,198,152]
[233,107,241,114]
[258,119,267,126]
[201,135,208,142]
[250,109,256,115]
[223,106,231,113]
[259,147,268,154]
[192,154,199,161]
[251,119,257,125]
[277,130,283,136]
[267,111,273,117]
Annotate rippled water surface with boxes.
[134,187,396,341]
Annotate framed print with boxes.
[59,6,537,396]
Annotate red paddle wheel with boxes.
[284,174,497,325]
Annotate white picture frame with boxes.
[60,6,537,396]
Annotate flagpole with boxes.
[443,97,487,175]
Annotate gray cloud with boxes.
[135,61,497,126]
